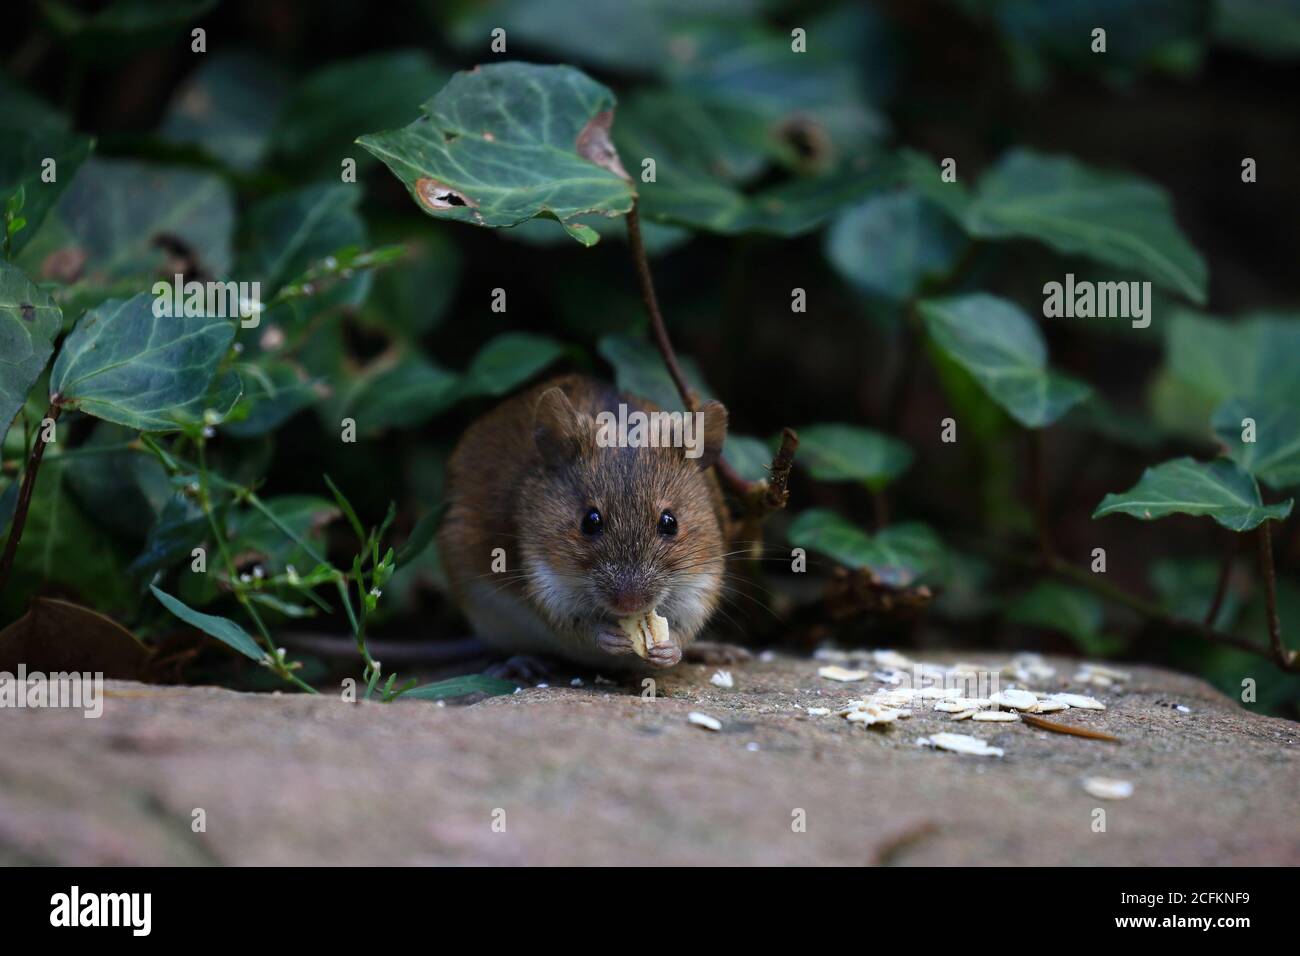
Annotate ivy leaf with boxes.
[358,62,635,244]
[49,293,235,432]
[0,261,61,439]
[1093,457,1293,532]
[725,434,776,483]
[341,353,460,435]
[598,333,711,413]
[965,150,1207,303]
[1006,582,1120,656]
[825,190,966,302]
[0,125,93,256]
[270,51,445,177]
[17,158,235,313]
[149,584,265,662]
[160,51,288,172]
[1164,309,1300,408]
[794,423,912,489]
[456,333,565,399]
[1212,400,1300,491]
[787,508,944,587]
[400,674,519,701]
[920,293,1091,428]
[237,183,367,299]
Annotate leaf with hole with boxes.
[358,62,635,244]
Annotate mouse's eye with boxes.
[657,510,678,536]
[580,507,603,536]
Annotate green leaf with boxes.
[919,293,1091,428]
[149,584,266,662]
[787,508,944,588]
[17,158,234,312]
[41,0,220,60]
[965,150,1207,303]
[358,62,635,243]
[825,190,966,302]
[129,492,207,577]
[1213,0,1300,58]
[341,353,460,434]
[457,333,565,399]
[49,293,235,432]
[1093,457,1293,532]
[222,359,319,438]
[400,674,518,701]
[0,261,61,438]
[228,496,339,573]
[0,125,93,256]
[237,183,367,299]
[724,434,774,483]
[0,460,133,622]
[794,423,912,489]
[1006,581,1120,656]
[270,50,446,176]
[160,51,288,172]
[597,333,710,412]
[617,88,900,235]
[1164,309,1300,409]
[1211,400,1300,491]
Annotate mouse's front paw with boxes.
[594,625,636,656]
[646,638,682,668]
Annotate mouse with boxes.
[437,374,729,671]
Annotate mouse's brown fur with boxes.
[437,375,728,670]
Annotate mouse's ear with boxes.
[694,399,728,470]
[534,386,593,467]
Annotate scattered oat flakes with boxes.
[972,710,1019,722]
[710,670,734,689]
[806,706,831,717]
[1082,777,1133,799]
[920,732,1004,757]
[1049,693,1106,710]
[990,688,1038,710]
[1027,698,1069,714]
[948,710,977,721]
[688,712,722,731]
[818,665,872,682]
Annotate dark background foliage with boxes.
[3,0,1299,714]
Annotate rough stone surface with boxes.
[2,653,1297,865]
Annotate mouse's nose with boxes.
[609,585,651,616]
[608,590,650,613]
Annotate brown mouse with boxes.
[437,374,729,670]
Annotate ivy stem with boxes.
[1204,535,1236,628]
[624,200,798,516]
[0,403,61,597]
[1257,523,1294,669]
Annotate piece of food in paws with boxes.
[618,609,670,660]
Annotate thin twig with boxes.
[624,200,799,513]
[1257,523,1294,668]
[0,403,61,596]
[1204,535,1236,628]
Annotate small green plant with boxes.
[1,3,1298,708]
